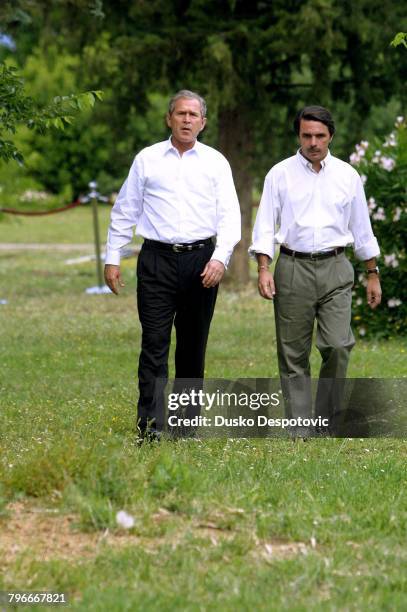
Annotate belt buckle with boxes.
[172,243,184,252]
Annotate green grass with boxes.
[0,216,406,610]
[0,205,113,244]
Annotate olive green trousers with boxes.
[274,250,355,427]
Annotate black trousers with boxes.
[136,240,218,433]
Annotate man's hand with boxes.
[201,259,225,288]
[366,275,382,309]
[104,264,125,295]
[258,270,276,300]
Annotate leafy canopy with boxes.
[0,62,102,164]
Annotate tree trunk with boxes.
[218,108,254,286]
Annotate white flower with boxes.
[387,298,402,308]
[384,254,399,268]
[20,189,50,202]
[367,197,376,211]
[356,298,363,306]
[380,156,396,171]
[384,132,397,147]
[359,327,366,336]
[393,207,402,222]
[360,174,367,185]
[350,153,360,165]
[372,207,385,221]
[395,116,404,126]
[356,144,366,157]
[360,140,369,149]
[116,510,135,529]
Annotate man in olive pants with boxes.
[250,106,381,435]
[273,249,356,431]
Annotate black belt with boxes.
[280,245,345,260]
[144,237,213,253]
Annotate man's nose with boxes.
[310,136,318,146]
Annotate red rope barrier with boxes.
[0,199,83,216]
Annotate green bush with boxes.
[350,117,406,338]
[0,157,72,212]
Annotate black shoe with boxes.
[288,426,315,440]
[315,425,332,437]
[136,429,163,445]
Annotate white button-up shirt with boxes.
[105,138,241,266]
[250,150,379,261]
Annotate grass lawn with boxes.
[0,212,406,611]
[0,205,113,245]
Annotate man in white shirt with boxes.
[250,106,381,435]
[104,90,241,439]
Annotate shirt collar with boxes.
[297,148,331,171]
[164,136,201,157]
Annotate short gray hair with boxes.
[168,90,207,118]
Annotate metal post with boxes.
[90,183,104,288]
[85,181,111,294]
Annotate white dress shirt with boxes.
[250,150,379,261]
[105,138,241,266]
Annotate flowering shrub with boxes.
[349,117,406,338]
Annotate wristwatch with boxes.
[366,266,379,275]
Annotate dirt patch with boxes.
[0,502,313,566]
[0,502,142,566]
[251,537,315,562]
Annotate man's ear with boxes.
[199,117,207,132]
[166,113,172,128]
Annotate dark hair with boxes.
[293,106,335,136]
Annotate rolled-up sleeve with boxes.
[249,172,279,260]
[211,160,241,267]
[105,156,144,265]
[350,174,380,261]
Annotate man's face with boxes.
[166,98,206,149]
[298,119,332,164]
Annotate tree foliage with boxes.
[390,32,407,49]
[0,61,102,164]
[2,0,406,283]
